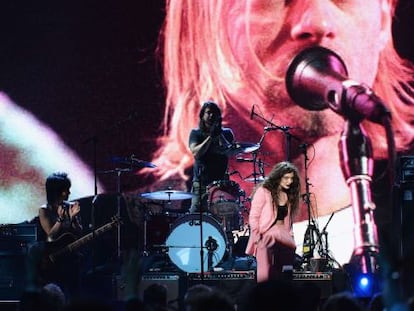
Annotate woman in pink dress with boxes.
[245,161,301,282]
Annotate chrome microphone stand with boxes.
[339,120,379,274]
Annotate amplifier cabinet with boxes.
[292,271,349,299]
[292,272,332,299]
[137,273,186,311]
[400,156,414,183]
[0,300,19,311]
[188,271,256,307]
[0,254,26,300]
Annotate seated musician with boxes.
[35,172,83,300]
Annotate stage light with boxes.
[359,275,369,286]
[354,274,374,297]
[350,272,382,298]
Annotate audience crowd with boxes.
[16,248,414,311]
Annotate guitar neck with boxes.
[67,222,116,251]
[50,219,119,261]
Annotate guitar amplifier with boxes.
[292,272,333,299]
[400,156,414,183]
[293,271,332,281]
[188,271,256,305]
[0,253,26,300]
[188,270,255,281]
[135,273,187,310]
[292,271,349,299]
[0,223,37,255]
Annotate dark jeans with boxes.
[189,181,209,213]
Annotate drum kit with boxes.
[138,141,265,273]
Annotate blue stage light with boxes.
[352,273,379,298]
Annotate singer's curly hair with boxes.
[261,161,301,217]
[45,172,71,205]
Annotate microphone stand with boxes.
[339,120,379,274]
[196,166,205,282]
[206,236,218,272]
[251,110,300,161]
[300,143,318,269]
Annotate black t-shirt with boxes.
[189,127,234,185]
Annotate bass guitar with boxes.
[44,215,122,264]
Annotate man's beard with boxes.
[263,80,344,139]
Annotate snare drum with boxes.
[165,213,227,273]
[207,180,242,216]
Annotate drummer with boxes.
[188,101,235,213]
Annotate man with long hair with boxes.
[188,101,235,213]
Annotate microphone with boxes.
[62,201,73,207]
[250,105,255,120]
[286,46,390,125]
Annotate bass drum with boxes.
[166,213,227,273]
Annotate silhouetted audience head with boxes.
[321,291,365,311]
[143,283,168,311]
[63,298,114,311]
[183,286,235,311]
[41,283,66,310]
[239,279,320,311]
[368,293,384,311]
[184,284,214,311]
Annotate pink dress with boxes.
[245,186,296,282]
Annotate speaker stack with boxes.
[187,270,256,306]
[0,222,37,302]
[397,156,414,258]
[130,270,256,310]
[396,156,414,297]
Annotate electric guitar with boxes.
[43,215,122,264]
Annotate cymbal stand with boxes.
[243,151,261,183]
[82,111,141,195]
[115,168,130,261]
[241,128,267,183]
[142,205,150,256]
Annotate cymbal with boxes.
[111,156,156,168]
[244,176,265,183]
[221,142,260,156]
[98,168,137,174]
[140,190,194,201]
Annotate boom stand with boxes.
[115,168,130,262]
[339,120,379,274]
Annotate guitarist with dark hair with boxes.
[34,171,84,300]
[39,172,83,243]
[27,172,121,302]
